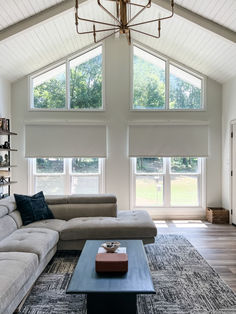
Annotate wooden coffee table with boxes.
[66,239,155,314]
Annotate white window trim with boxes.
[130,42,206,112]
[28,158,105,195]
[130,157,206,213]
[28,43,105,112]
[169,61,206,112]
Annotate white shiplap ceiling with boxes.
[0,0,64,30]
[0,0,235,83]
[175,0,236,32]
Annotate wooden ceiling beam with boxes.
[152,0,236,43]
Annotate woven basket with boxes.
[206,207,229,224]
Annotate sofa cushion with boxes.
[46,196,69,205]
[14,191,54,226]
[68,194,117,204]
[9,210,23,228]
[46,194,117,220]
[60,210,157,241]
[0,252,38,314]
[0,206,8,218]
[0,195,16,213]
[0,215,17,242]
[49,203,117,220]
[45,194,117,205]
[22,219,66,232]
[0,228,59,261]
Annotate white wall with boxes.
[222,76,236,210]
[0,76,11,118]
[11,37,222,216]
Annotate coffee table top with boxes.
[67,239,155,295]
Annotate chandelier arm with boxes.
[128,5,174,28]
[76,24,119,35]
[75,1,118,27]
[129,2,151,9]
[94,27,120,33]
[93,29,120,44]
[126,0,151,26]
[77,15,119,28]
[129,27,161,39]
[97,0,121,26]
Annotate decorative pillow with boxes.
[14,191,54,226]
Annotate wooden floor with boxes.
[155,220,236,293]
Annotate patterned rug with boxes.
[20,235,236,314]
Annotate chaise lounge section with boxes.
[0,194,157,314]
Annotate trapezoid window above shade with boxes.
[25,124,107,158]
[128,124,209,157]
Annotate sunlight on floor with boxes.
[153,220,208,228]
[172,220,208,228]
[155,224,169,228]
[173,223,207,228]
[172,220,203,223]
[153,221,169,228]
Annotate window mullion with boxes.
[165,158,171,207]
[99,158,105,193]
[133,158,137,208]
[65,158,71,195]
[197,172,201,207]
[28,159,34,195]
[165,60,169,110]
[66,59,70,110]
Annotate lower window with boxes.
[132,157,203,208]
[29,157,104,195]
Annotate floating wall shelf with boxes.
[0,118,17,197]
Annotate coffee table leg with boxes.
[87,293,137,314]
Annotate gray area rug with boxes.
[20,235,236,313]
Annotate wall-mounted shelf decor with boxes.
[0,148,17,151]
[0,118,17,198]
[0,181,17,187]
[0,130,17,136]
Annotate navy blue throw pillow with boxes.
[14,191,54,226]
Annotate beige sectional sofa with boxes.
[0,194,157,314]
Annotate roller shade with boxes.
[25,124,107,158]
[128,124,209,157]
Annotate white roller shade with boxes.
[25,124,107,158]
[129,124,209,157]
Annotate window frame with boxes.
[131,42,206,112]
[28,158,105,195]
[130,157,205,211]
[168,158,202,207]
[29,44,105,112]
[168,61,205,111]
[131,45,167,111]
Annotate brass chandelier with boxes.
[75,0,174,44]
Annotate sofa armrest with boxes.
[46,194,117,220]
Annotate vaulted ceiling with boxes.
[0,0,235,83]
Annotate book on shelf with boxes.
[0,170,10,178]
[0,118,9,131]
